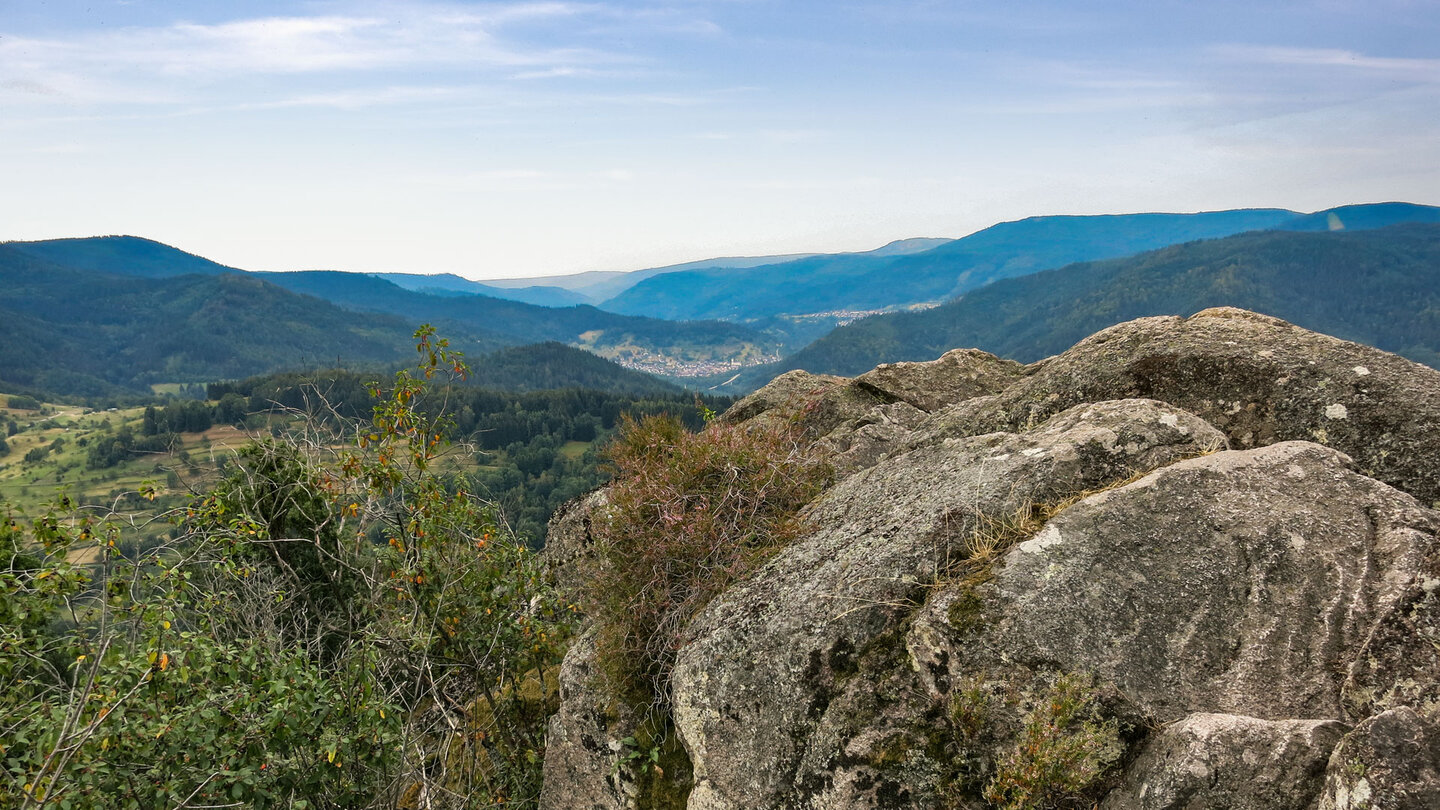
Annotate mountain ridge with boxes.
[713,222,1440,392]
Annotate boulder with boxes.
[851,348,1025,413]
[817,400,928,476]
[1320,708,1440,810]
[717,350,1023,478]
[539,311,1440,810]
[671,399,1224,810]
[541,489,608,601]
[713,369,878,437]
[912,308,1440,505]
[1101,713,1347,810]
[972,442,1439,723]
[538,631,633,810]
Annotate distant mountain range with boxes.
[0,239,765,399]
[389,237,951,309]
[370,273,594,307]
[255,270,776,373]
[712,221,1440,391]
[597,203,1440,326]
[5,201,1438,401]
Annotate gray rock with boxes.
[1101,713,1347,810]
[671,399,1224,810]
[539,631,634,810]
[539,312,1440,810]
[818,400,928,476]
[541,489,608,602]
[714,369,878,438]
[1320,708,1440,810]
[974,442,1439,724]
[912,307,1440,505]
[852,348,1025,413]
[1341,524,1440,719]
[718,350,1023,478]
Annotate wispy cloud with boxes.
[1215,45,1440,81]
[0,1,666,108]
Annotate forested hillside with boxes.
[0,239,777,399]
[0,245,455,398]
[721,223,1440,387]
[600,208,1304,321]
[207,368,724,542]
[6,234,239,278]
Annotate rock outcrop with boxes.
[541,309,1440,810]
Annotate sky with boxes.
[2,1,1438,280]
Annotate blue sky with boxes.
[3,1,1438,279]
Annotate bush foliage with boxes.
[983,673,1123,810]
[0,327,570,808]
[585,412,831,708]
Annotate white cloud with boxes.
[0,2,644,108]
[1215,45,1440,82]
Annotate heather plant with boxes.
[586,411,832,708]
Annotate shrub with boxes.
[983,673,1123,810]
[0,327,570,809]
[586,412,831,708]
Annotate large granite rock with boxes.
[851,348,1025,413]
[1102,713,1347,810]
[538,631,632,810]
[975,441,1439,723]
[913,307,1440,505]
[671,399,1225,810]
[717,350,1024,478]
[1320,708,1440,810]
[539,310,1440,810]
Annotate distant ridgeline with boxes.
[0,237,775,400]
[713,220,1440,391]
[5,201,1438,401]
[596,202,1440,326]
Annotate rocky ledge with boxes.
[541,308,1440,810]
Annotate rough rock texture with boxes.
[1320,708,1440,810]
[672,399,1225,809]
[818,401,928,476]
[714,369,880,437]
[540,310,1440,810]
[542,489,607,600]
[538,631,632,810]
[851,348,1025,413]
[912,307,1440,505]
[1101,713,1347,810]
[973,442,1439,723]
[717,350,1024,478]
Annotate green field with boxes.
[0,398,250,550]
[0,393,610,550]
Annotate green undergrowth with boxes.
[612,710,694,810]
[0,328,572,809]
[981,673,1124,810]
